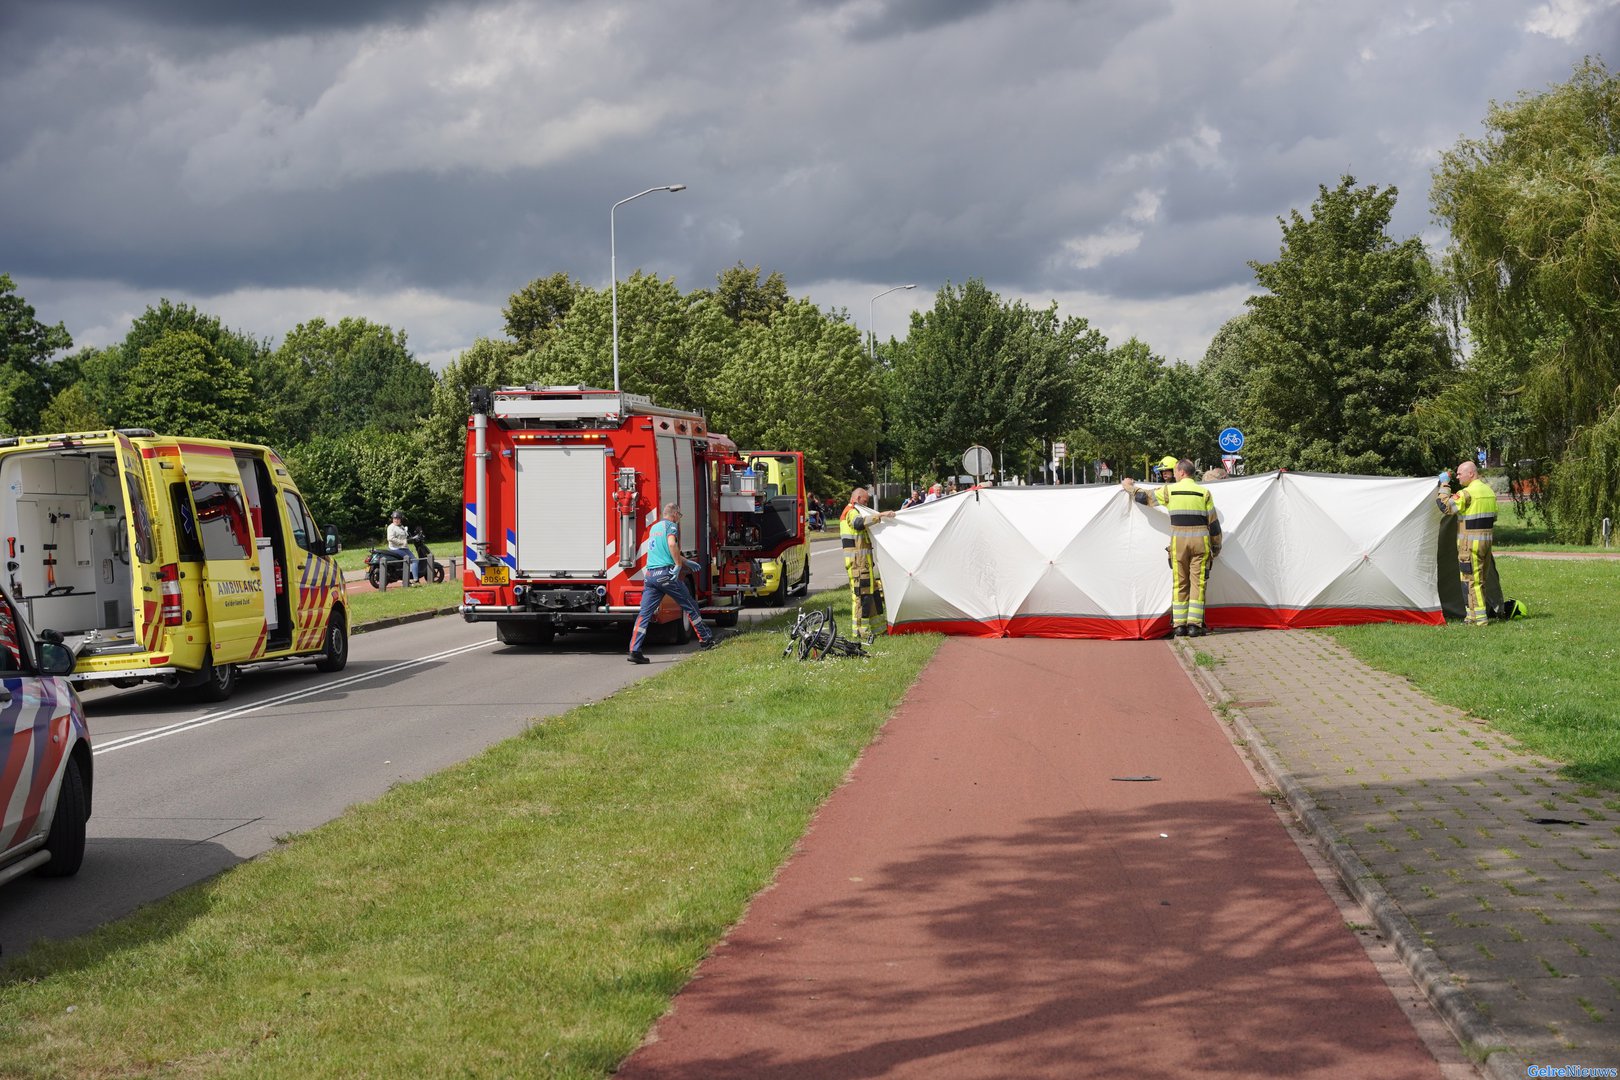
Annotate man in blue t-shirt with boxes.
[629,502,719,664]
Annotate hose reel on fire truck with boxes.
[615,467,639,568]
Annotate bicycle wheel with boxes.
[796,610,826,660]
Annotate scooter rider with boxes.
[386,510,423,586]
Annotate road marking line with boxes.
[92,639,496,756]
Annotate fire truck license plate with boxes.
[481,566,510,585]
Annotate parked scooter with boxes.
[367,530,445,588]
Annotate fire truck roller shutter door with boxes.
[674,440,697,551]
[656,437,683,550]
[513,446,608,575]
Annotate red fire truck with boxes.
[459,385,807,645]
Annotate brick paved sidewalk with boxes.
[1182,630,1620,1079]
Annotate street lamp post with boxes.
[868,283,917,363]
[867,284,916,510]
[611,184,686,394]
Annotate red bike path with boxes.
[618,638,1449,1079]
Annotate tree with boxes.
[888,280,1083,478]
[503,272,584,351]
[1243,176,1452,474]
[84,300,266,435]
[119,330,255,439]
[1047,316,1113,476]
[709,298,877,495]
[1074,337,1164,475]
[490,270,901,498]
[257,317,432,444]
[1148,358,1218,465]
[1432,57,1620,539]
[0,272,73,433]
[416,336,523,528]
[706,263,789,326]
[330,322,433,434]
[40,377,108,433]
[1199,314,1259,430]
[281,436,367,540]
[282,428,448,543]
[515,273,714,412]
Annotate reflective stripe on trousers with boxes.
[1170,533,1211,628]
[845,555,880,634]
[1458,531,1493,626]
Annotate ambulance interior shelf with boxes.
[1,450,139,653]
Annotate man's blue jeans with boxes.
[631,566,713,653]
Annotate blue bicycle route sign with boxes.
[1218,427,1245,454]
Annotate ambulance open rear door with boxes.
[176,445,265,664]
[111,434,164,655]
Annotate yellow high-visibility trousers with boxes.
[1458,531,1493,625]
[845,555,880,636]
[1171,533,1212,629]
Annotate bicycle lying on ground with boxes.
[783,605,870,660]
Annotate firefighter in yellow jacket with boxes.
[1437,459,1498,626]
[1123,457,1222,638]
[840,487,896,638]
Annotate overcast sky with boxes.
[3,0,1614,370]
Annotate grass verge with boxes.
[1326,558,1620,790]
[0,598,941,1078]
[345,579,461,626]
[1494,517,1616,553]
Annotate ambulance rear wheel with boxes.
[192,660,237,703]
[315,611,349,672]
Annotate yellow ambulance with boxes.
[0,429,348,701]
[742,453,811,606]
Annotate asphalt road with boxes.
[0,536,847,961]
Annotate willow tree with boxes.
[1432,57,1620,540]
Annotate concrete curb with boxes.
[351,606,460,635]
[1175,642,1529,1080]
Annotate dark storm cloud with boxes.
[7,0,463,37]
[807,0,1013,40]
[1,0,1611,365]
[1088,215,1281,299]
